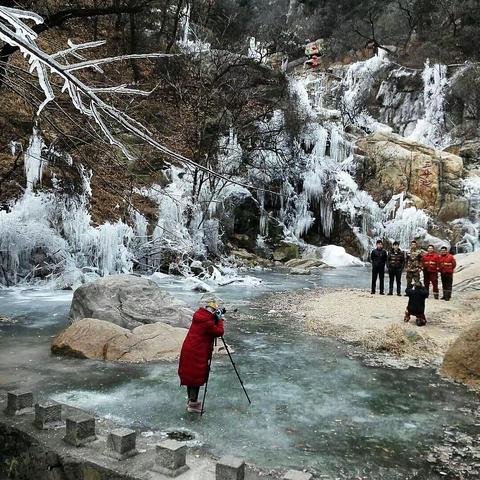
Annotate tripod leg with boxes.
[200,340,215,416]
[221,337,251,405]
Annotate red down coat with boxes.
[178,308,224,387]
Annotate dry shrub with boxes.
[361,324,438,358]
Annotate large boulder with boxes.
[52,318,187,363]
[441,322,480,390]
[357,132,467,219]
[68,275,192,329]
[52,318,129,360]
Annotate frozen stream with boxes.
[0,268,477,479]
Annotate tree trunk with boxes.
[166,0,185,54]
[129,12,141,82]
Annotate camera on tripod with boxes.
[214,307,226,322]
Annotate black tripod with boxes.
[201,336,251,416]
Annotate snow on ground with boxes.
[318,245,364,267]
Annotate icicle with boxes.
[24,127,45,189]
[408,60,449,148]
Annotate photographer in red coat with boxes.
[422,244,440,299]
[178,301,224,413]
[438,246,457,301]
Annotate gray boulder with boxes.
[68,275,193,329]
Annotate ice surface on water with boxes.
[0,270,476,478]
[38,309,476,478]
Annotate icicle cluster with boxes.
[0,130,136,286]
[408,61,449,148]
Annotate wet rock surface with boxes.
[52,318,187,362]
[68,274,193,329]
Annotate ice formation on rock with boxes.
[24,127,45,189]
[409,61,449,148]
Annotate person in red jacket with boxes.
[178,301,224,413]
[438,246,457,301]
[422,244,440,299]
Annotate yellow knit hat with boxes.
[207,301,219,310]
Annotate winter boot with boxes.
[186,401,203,413]
[416,317,427,327]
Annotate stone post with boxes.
[283,470,313,480]
[4,390,33,416]
[34,402,62,430]
[63,415,97,447]
[216,455,245,480]
[152,440,189,477]
[105,428,138,460]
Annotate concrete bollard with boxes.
[105,428,138,461]
[151,440,189,477]
[283,470,313,480]
[63,415,97,447]
[216,455,245,480]
[5,390,33,416]
[34,402,62,430]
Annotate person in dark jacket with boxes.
[370,239,388,295]
[387,241,405,296]
[404,282,429,326]
[178,301,224,413]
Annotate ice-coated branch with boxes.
[0,5,274,192]
[51,39,106,60]
[64,52,172,72]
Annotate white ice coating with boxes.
[178,2,210,55]
[461,176,480,251]
[24,127,45,189]
[408,61,449,148]
[286,75,382,242]
[0,130,136,285]
[247,37,268,63]
[343,55,392,134]
[382,193,430,249]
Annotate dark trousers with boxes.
[187,386,200,402]
[404,309,427,325]
[424,270,439,297]
[371,267,385,294]
[388,268,402,295]
[441,273,453,300]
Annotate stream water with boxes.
[0,268,477,479]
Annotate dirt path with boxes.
[266,251,480,368]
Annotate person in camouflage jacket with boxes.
[405,240,423,288]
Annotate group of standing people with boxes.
[370,240,457,300]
